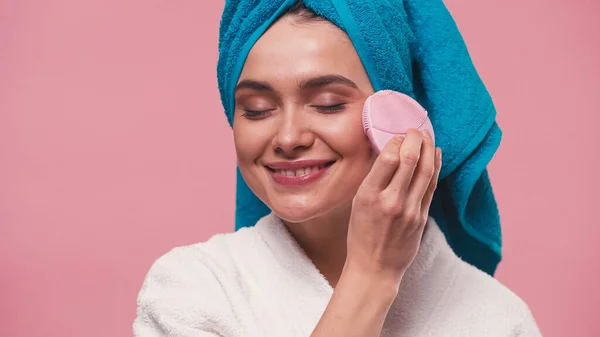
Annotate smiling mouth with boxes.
[266,161,336,177]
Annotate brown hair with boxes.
[283,1,327,23]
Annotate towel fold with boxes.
[217,0,503,275]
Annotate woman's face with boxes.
[233,16,375,223]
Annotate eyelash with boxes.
[314,103,346,113]
[242,109,274,119]
[242,103,347,119]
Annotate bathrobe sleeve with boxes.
[132,247,239,337]
[513,303,543,336]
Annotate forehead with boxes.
[240,17,371,88]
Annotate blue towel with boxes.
[217,0,503,276]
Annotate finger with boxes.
[361,134,404,191]
[384,129,424,196]
[404,130,436,209]
[420,147,442,217]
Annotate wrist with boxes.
[340,259,402,304]
[344,255,406,287]
[309,258,401,336]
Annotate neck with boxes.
[282,202,352,288]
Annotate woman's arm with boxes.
[311,129,442,337]
[310,261,401,337]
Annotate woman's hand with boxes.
[310,129,441,337]
[345,128,442,286]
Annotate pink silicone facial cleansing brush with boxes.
[362,90,435,154]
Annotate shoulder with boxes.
[139,224,259,290]
[454,261,527,308]
[133,226,260,336]
[442,259,542,336]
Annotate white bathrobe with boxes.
[133,213,542,336]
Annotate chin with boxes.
[272,206,321,224]
[269,199,326,224]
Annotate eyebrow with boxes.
[234,74,358,93]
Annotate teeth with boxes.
[276,165,326,177]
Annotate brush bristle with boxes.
[362,111,371,130]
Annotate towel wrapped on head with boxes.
[217,0,503,276]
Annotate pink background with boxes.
[1,0,598,336]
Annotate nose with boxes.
[272,109,315,156]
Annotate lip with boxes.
[265,160,336,186]
[265,159,333,170]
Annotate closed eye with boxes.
[242,103,347,119]
[242,109,274,119]
[313,103,347,113]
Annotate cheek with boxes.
[318,109,374,193]
[233,120,266,163]
[233,121,271,199]
[319,109,371,157]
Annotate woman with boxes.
[133,1,541,336]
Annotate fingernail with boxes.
[396,134,405,141]
[421,129,431,138]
